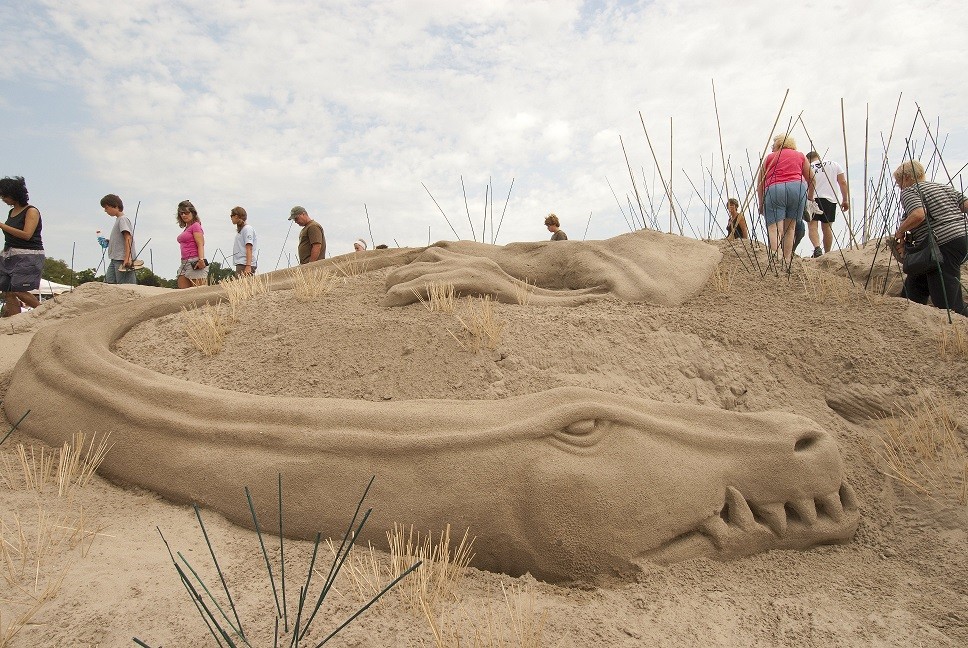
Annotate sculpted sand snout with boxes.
[510,403,858,581]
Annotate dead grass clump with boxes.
[221,273,271,319]
[341,524,475,617]
[391,524,475,616]
[413,282,457,314]
[450,296,504,353]
[56,432,112,498]
[418,582,548,648]
[333,258,368,278]
[511,278,536,306]
[874,393,967,504]
[863,274,901,305]
[2,433,111,497]
[712,265,733,293]
[799,265,855,305]
[0,566,69,647]
[0,434,111,647]
[182,303,228,356]
[289,265,336,301]
[938,323,968,359]
[9,444,55,492]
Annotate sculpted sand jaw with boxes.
[3,234,859,583]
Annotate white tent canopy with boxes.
[30,280,73,296]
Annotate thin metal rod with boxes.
[364,204,375,249]
[422,182,461,240]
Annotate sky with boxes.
[2,0,966,277]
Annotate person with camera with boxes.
[893,160,968,316]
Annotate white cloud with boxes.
[1,0,966,271]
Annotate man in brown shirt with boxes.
[289,205,325,264]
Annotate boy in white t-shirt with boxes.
[805,152,850,257]
[100,194,137,284]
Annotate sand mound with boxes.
[1,233,966,646]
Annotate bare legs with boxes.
[808,220,834,254]
[2,291,40,317]
[767,220,796,268]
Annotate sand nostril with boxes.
[794,433,821,452]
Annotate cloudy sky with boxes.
[2,0,965,276]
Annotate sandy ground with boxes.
[1,242,966,647]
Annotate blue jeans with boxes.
[104,259,138,284]
[764,180,807,225]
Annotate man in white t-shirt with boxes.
[806,152,850,257]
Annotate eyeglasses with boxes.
[179,211,191,215]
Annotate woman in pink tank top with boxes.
[757,135,815,268]
[175,200,209,288]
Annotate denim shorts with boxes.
[0,249,45,292]
[764,180,807,225]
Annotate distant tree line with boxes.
[42,258,236,289]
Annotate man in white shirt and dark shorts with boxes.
[806,151,850,257]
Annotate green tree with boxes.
[136,268,177,288]
[43,258,77,286]
[206,261,235,284]
[75,269,100,285]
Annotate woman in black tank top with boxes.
[0,176,45,317]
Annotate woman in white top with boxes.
[230,206,257,275]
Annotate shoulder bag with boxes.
[903,233,941,275]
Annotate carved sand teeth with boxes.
[787,498,818,525]
[753,502,787,536]
[697,482,857,550]
[815,492,845,522]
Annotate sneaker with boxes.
[812,247,823,258]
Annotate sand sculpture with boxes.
[385,230,722,306]
[3,231,859,583]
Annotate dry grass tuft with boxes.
[333,258,369,278]
[11,444,55,492]
[800,265,831,303]
[511,278,536,306]
[0,566,69,647]
[799,265,856,305]
[874,392,967,504]
[2,433,111,498]
[221,273,271,319]
[390,524,475,615]
[712,265,733,293]
[56,432,112,498]
[418,582,548,648]
[450,297,504,353]
[340,523,475,617]
[938,322,968,359]
[863,274,901,305]
[0,434,111,646]
[413,282,457,314]
[289,265,336,301]
[182,303,228,356]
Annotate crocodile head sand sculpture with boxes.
[2,232,859,583]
